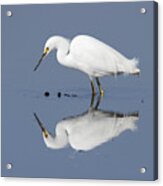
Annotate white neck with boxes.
[56,39,70,65]
[43,124,68,149]
[48,36,70,66]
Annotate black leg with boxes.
[91,80,96,96]
[90,93,95,108]
[94,95,102,110]
[95,77,104,96]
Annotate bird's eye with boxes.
[44,47,49,54]
[46,47,49,52]
[43,130,48,138]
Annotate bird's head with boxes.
[33,113,68,149]
[33,37,57,71]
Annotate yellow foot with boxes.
[100,89,104,97]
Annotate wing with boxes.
[69,35,129,76]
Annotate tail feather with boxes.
[132,57,139,66]
[130,57,140,75]
[115,57,140,76]
[131,69,140,75]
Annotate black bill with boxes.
[33,52,46,71]
[33,113,45,132]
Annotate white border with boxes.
[0,0,162,186]
[0,0,155,5]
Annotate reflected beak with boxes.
[33,113,48,138]
[33,52,47,71]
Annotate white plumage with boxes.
[34,99,139,151]
[67,35,140,76]
[34,35,140,95]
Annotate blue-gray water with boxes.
[1,2,156,180]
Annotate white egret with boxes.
[34,35,140,96]
[34,96,139,151]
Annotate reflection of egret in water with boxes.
[34,96,139,152]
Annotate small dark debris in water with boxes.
[141,99,144,103]
[57,92,61,98]
[64,93,71,97]
[64,93,77,97]
[71,94,77,97]
[44,91,50,97]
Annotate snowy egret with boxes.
[34,96,139,151]
[34,35,140,96]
